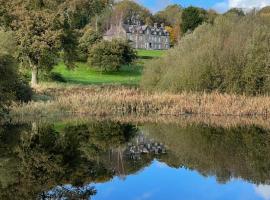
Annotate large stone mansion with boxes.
[104,22,170,50]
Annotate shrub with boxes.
[88,39,137,72]
[0,54,18,113]
[78,28,102,61]
[142,15,270,95]
[0,53,33,116]
[15,79,33,102]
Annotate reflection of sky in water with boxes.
[255,185,270,200]
[91,160,266,200]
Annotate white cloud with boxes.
[229,0,270,9]
[212,0,270,13]
[255,184,270,200]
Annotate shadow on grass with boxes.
[138,56,155,60]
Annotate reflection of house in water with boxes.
[104,18,170,50]
[105,133,167,180]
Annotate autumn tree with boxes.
[111,0,151,26]
[153,5,182,45]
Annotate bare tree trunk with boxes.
[31,65,38,86]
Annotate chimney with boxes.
[154,23,158,28]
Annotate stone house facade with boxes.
[104,23,170,50]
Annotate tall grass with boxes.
[142,14,270,95]
[11,85,270,118]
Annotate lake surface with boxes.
[0,119,270,200]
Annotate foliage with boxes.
[0,0,112,85]
[78,27,102,61]
[224,8,245,17]
[111,0,151,25]
[0,54,18,114]
[0,30,32,115]
[142,15,270,95]
[88,39,137,72]
[60,16,79,69]
[165,26,178,46]
[145,122,270,184]
[153,4,182,26]
[0,120,138,199]
[181,6,208,33]
[153,5,182,45]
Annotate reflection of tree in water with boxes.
[2,120,270,199]
[0,121,139,200]
[143,123,270,184]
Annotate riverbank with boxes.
[11,84,270,118]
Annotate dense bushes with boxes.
[142,15,270,95]
[0,54,32,116]
[88,39,137,72]
[78,28,102,61]
[0,30,32,115]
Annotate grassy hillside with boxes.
[53,63,142,85]
[52,50,165,86]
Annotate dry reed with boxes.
[10,85,270,119]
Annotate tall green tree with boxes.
[1,0,112,86]
[181,6,208,34]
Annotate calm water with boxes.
[0,120,270,200]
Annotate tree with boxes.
[0,30,32,115]
[181,6,208,34]
[88,39,137,72]
[0,54,18,115]
[153,4,182,26]
[142,15,270,95]
[1,0,112,86]
[224,8,245,17]
[110,0,151,26]
[153,5,182,45]
[78,26,102,61]
[165,26,178,46]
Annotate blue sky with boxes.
[134,0,270,13]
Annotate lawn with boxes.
[53,63,142,85]
[52,50,165,86]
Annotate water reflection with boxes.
[0,120,269,199]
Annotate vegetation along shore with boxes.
[11,84,270,118]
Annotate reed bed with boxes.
[8,114,270,130]
[11,85,270,118]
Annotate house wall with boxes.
[127,31,170,50]
[105,25,170,50]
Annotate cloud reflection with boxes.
[255,184,270,200]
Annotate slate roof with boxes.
[105,24,169,36]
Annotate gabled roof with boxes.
[105,23,169,36]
